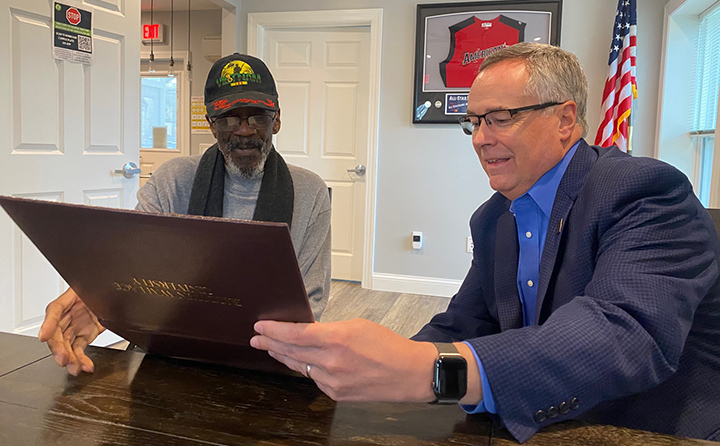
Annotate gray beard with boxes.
[222,142,271,179]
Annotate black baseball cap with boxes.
[204,53,279,118]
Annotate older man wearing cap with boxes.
[38,54,331,376]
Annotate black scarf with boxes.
[187,144,294,228]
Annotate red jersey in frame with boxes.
[439,15,526,88]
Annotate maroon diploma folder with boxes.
[0,195,313,374]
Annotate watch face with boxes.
[433,355,467,401]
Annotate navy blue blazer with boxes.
[414,140,720,443]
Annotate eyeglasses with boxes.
[211,114,275,133]
[458,102,564,135]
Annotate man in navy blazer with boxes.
[251,43,720,443]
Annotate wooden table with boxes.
[0,332,714,446]
[0,331,51,377]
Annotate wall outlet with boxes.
[466,236,474,253]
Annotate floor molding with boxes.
[371,273,460,298]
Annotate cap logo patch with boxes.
[217,61,262,87]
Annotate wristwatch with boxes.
[431,342,467,404]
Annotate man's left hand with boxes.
[250,318,438,402]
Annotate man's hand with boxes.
[251,318,440,402]
[38,288,105,376]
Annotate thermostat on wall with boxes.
[412,231,422,250]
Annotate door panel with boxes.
[275,82,311,156]
[13,10,60,153]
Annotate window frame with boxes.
[656,0,720,207]
[139,50,190,157]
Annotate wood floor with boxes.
[319,280,449,338]
[108,281,449,350]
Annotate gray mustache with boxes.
[227,138,264,151]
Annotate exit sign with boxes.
[142,23,164,45]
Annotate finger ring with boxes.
[305,363,313,379]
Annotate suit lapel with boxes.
[534,140,599,324]
[535,192,573,324]
[494,210,523,330]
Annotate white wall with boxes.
[141,9,222,155]
[234,0,670,289]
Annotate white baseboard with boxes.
[371,273,461,298]
[10,325,123,348]
[13,324,41,338]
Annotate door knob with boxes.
[347,164,366,176]
[115,162,142,179]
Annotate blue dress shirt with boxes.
[462,141,580,414]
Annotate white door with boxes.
[262,27,370,281]
[0,0,140,337]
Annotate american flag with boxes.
[595,0,637,153]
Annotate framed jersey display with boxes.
[413,1,562,124]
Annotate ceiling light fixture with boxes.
[186,0,192,81]
[168,0,175,76]
[148,0,155,73]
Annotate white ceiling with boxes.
[141,0,223,12]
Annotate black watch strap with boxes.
[431,342,467,404]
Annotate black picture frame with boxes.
[412,0,562,124]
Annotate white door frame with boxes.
[248,9,382,288]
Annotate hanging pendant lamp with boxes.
[168,0,175,76]
[186,0,192,81]
[148,0,155,72]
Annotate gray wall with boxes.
[235,0,669,283]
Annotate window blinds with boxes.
[694,4,720,132]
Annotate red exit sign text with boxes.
[142,24,164,44]
[143,24,159,39]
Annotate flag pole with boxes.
[627,112,633,155]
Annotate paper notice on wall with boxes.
[192,96,212,134]
[53,2,93,64]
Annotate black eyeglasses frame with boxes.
[210,113,276,132]
[458,101,565,135]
